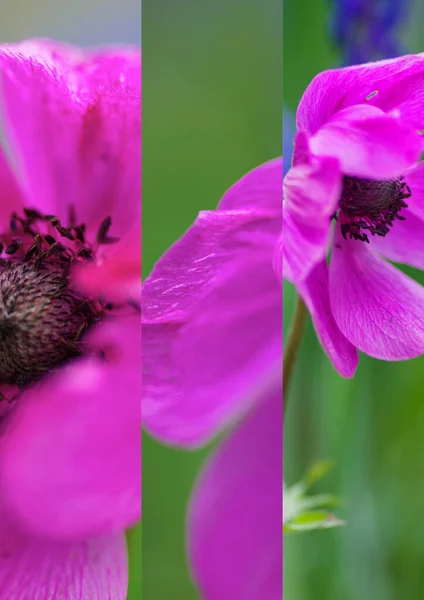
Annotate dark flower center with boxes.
[0,262,97,385]
[0,207,116,392]
[336,176,411,243]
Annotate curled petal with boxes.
[142,208,281,447]
[217,158,282,214]
[282,208,331,285]
[187,387,282,600]
[330,224,424,360]
[309,105,422,180]
[0,521,128,600]
[297,53,424,133]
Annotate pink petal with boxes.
[0,520,128,599]
[282,209,330,284]
[297,260,358,377]
[0,316,141,540]
[370,209,424,270]
[187,386,282,600]
[0,146,24,228]
[282,139,342,283]
[217,158,282,213]
[142,208,282,447]
[74,225,141,302]
[284,146,341,224]
[309,105,422,180]
[0,39,141,237]
[297,53,424,133]
[403,161,424,222]
[330,224,424,360]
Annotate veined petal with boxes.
[330,224,424,360]
[0,146,23,228]
[0,522,128,600]
[297,53,424,134]
[0,39,141,238]
[370,208,424,270]
[142,208,282,447]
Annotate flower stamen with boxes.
[335,175,411,243]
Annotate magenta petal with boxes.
[298,260,358,376]
[403,161,424,222]
[74,225,141,302]
[217,158,282,213]
[282,147,341,283]
[330,224,424,360]
[370,209,424,270]
[297,53,424,133]
[142,208,282,447]
[0,39,141,236]
[284,151,341,224]
[282,209,330,284]
[0,317,141,539]
[0,147,24,228]
[309,105,422,179]
[187,387,282,600]
[0,521,128,599]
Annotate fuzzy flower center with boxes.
[336,176,411,243]
[0,207,115,390]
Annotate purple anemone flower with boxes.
[282,54,424,376]
[0,40,141,597]
[142,160,282,595]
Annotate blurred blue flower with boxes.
[283,110,295,175]
[331,0,411,65]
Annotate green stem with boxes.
[283,295,307,417]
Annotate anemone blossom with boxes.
[0,39,141,597]
[282,54,424,376]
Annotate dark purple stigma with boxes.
[335,176,411,243]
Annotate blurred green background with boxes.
[142,1,280,597]
[0,3,141,599]
[284,1,424,599]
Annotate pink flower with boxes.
[142,160,282,595]
[0,40,141,597]
[282,54,424,375]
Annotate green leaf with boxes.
[284,460,345,534]
[284,511,345,533]
[303,459,335,491]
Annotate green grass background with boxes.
[142,1,280,597]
